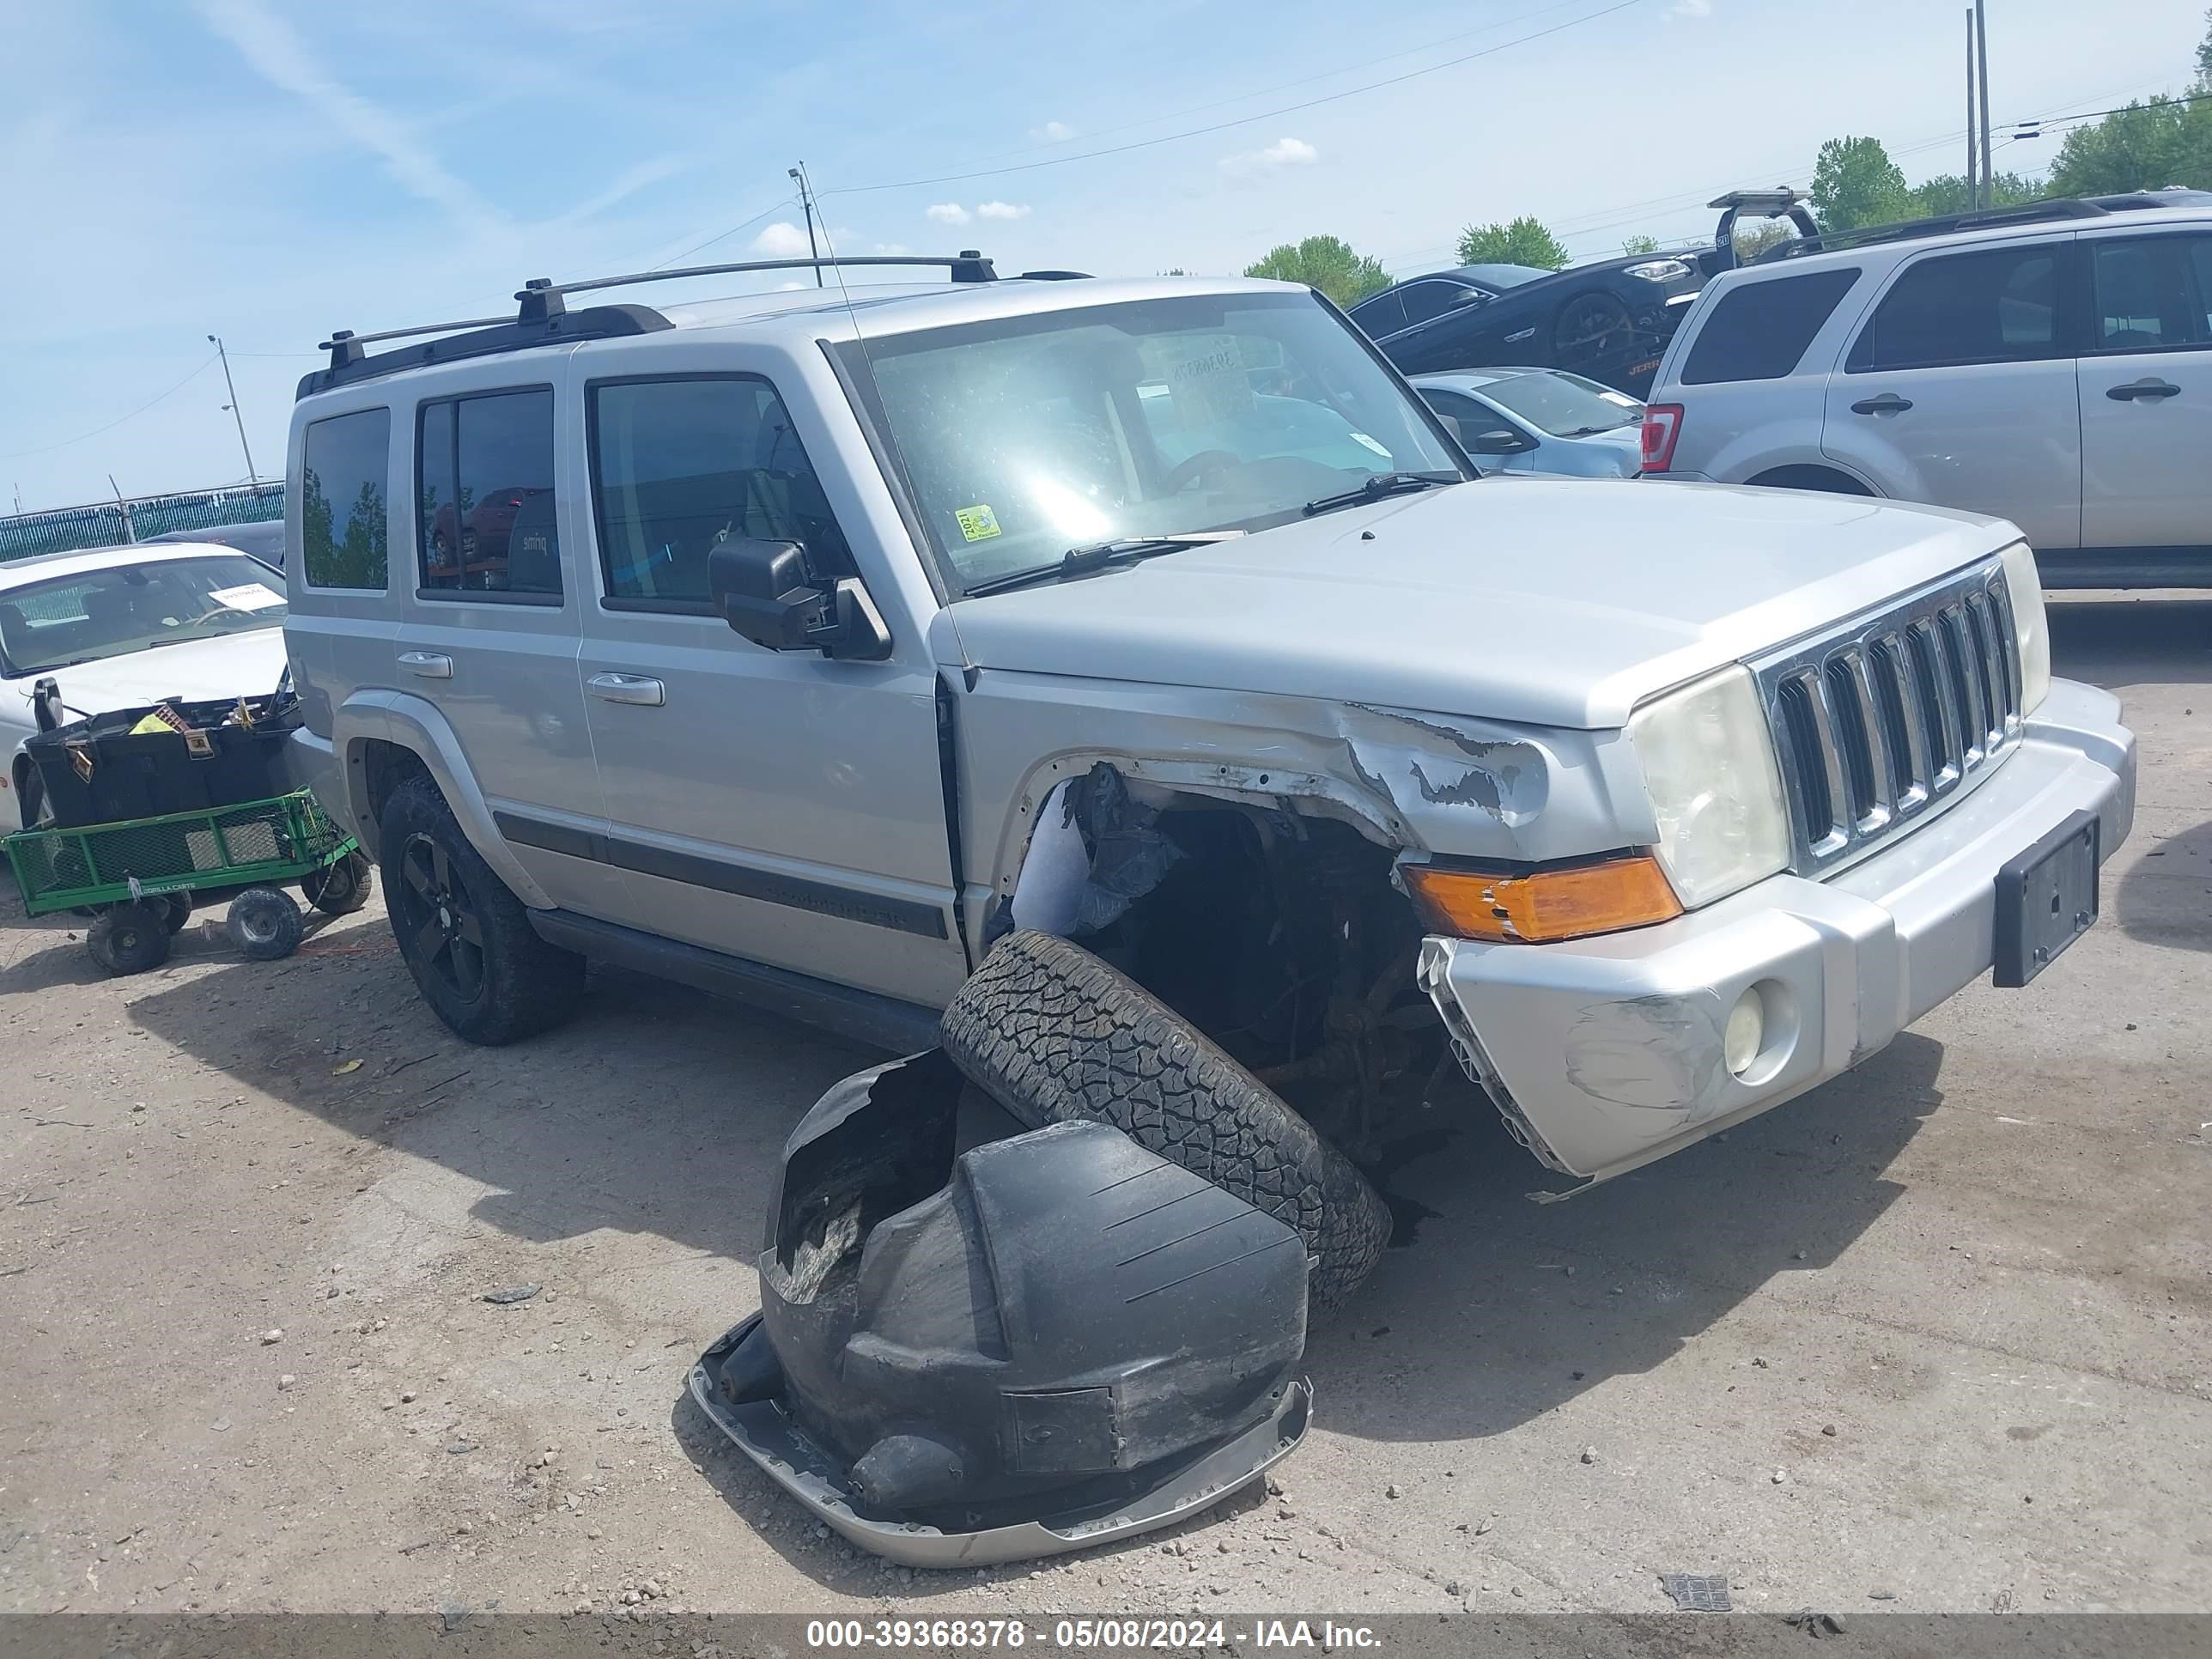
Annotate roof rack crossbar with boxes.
[526,251,997,304]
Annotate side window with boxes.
[1419,388,1491,431]
[1399,283,1468,328]
[2087,235,2212,352]
[1680,268,1863,385]
[1850,245,2063,372]
[416,388,561,598]
[1351,289,1406,337]
[299,408,390,590]
[588,377,854,608]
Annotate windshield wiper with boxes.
[1301,471,1462,517]
[1561,422,1631,437]
[963,532,1245,598]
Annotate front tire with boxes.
[378,775,583,1044]
[939,929,1394,1310]
[302,850,374,915]
[88,902,172,975]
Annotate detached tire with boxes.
[88,902,173,976]
[378,773,583,1045]
[940,929,1393,1310]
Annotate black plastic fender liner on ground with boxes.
[938,929,1394,1309]
[690,1048,1314,1567]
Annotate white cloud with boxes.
[1666,0,1713,17]
[193,0,496,225]
[750,221,816,257]
[872,241,913,256]
[926,202,973,226]
[1030,120,1075,143]
[976,201,1030,221]
[1218,136,1318,177]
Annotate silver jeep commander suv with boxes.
[283,250,2134,1210]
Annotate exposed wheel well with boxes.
[358,739,434,850]
[1012,774,1464,1164]
[1747,463,1875,496]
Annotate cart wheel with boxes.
[228,886,304,962]
[159,892,195,934]
[88,902,173,976]
[301,850,374,916]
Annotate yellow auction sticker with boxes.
[955,503,1002,542]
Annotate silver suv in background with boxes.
[1641,190,2212,587]
[281,253,2131,1247]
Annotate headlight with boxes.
[1624,258,1692,283]
[1626,665,1790,908]
[1999,542,2051,714]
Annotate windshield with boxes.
[0,554,286,677]
[1476,371,1643,437]
[842,291,1467,593]
[1455,264,1552,290]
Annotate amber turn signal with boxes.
[1403,854,1683,944]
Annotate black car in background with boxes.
[1351,191,1825,397]
[143,520,289,568]
[1349,254,1705,398]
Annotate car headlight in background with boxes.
[1626,665,1791,908]
[1623,259,1693,283]
[1999,542,2051,714]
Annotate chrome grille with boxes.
[1754,561,2021,876]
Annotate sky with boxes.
[1,0,2203,512]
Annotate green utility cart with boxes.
[3,789,373,975]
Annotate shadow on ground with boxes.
[2117,816,2212,952]
[2048,596,2212,692]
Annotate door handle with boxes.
[1850,394,1914,415]
[398,651,453,678]
[586,672,666,707]
[2106,378,2180,401]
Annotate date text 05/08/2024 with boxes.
[805,1619,1383,1650]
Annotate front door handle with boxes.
[2106,378,2180,401]
[586,672,666,708]
[1850,393,1914,415]
[398,651,453,678]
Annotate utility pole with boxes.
[207,333,258,485]
[108,474,137,544]
[1975,0,1994,209]
[1966,9,1980,210]
[789,164,823,288]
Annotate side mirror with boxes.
[1468,427,1535,456]
[707,538,890,662]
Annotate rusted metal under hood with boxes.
[941,479,2014,730]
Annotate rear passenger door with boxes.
[573,362,967,1010]
[398,364,626,918]
[1820,238,2081,548]
[2076,227,2212,553]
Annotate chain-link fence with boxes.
[0,482,285,563]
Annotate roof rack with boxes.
[1749,195,2138,264]
[301,251,1002,398]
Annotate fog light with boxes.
[1724,988,1764,1077]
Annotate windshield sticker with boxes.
[207,582,285,611]
[1599,391,1639,407]
[955,504,1003,543]
[1144,333,1255,428]
[1348,432,1392,459]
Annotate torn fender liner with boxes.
[690,1049,1313,1568]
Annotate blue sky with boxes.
[2,0,2203,510]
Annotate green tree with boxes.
[1455,216,1568,270]
[1907,170,2043,216]
[1729,221,1796,261]
[1243,235,1392,307]
[1620,233,1661,256]
[1810,136,1912,231]
[2048,98,2209,195]
[2198,4,2212,85]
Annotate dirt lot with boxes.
[1,596,2206,1620]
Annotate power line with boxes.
[821,0,1645,195]
[0,352,220,461]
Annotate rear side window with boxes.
[416,388,562,599]
[1350,289,1406,337]
[2087,235,2212,351]
[1680,268,1862,385]
[299,408,391,590]
[1850,244,2063,371]
[587,377,854,608]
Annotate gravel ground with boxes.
[1,594,2205,1620]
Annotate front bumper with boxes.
[1419,677,2134,1183]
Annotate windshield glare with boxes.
[0,555,287,677]
[848,292,1466,592]
[1476,371,1643,437]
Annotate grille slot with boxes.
[1756,561,2022,876]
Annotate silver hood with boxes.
[940,479,2014,730]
